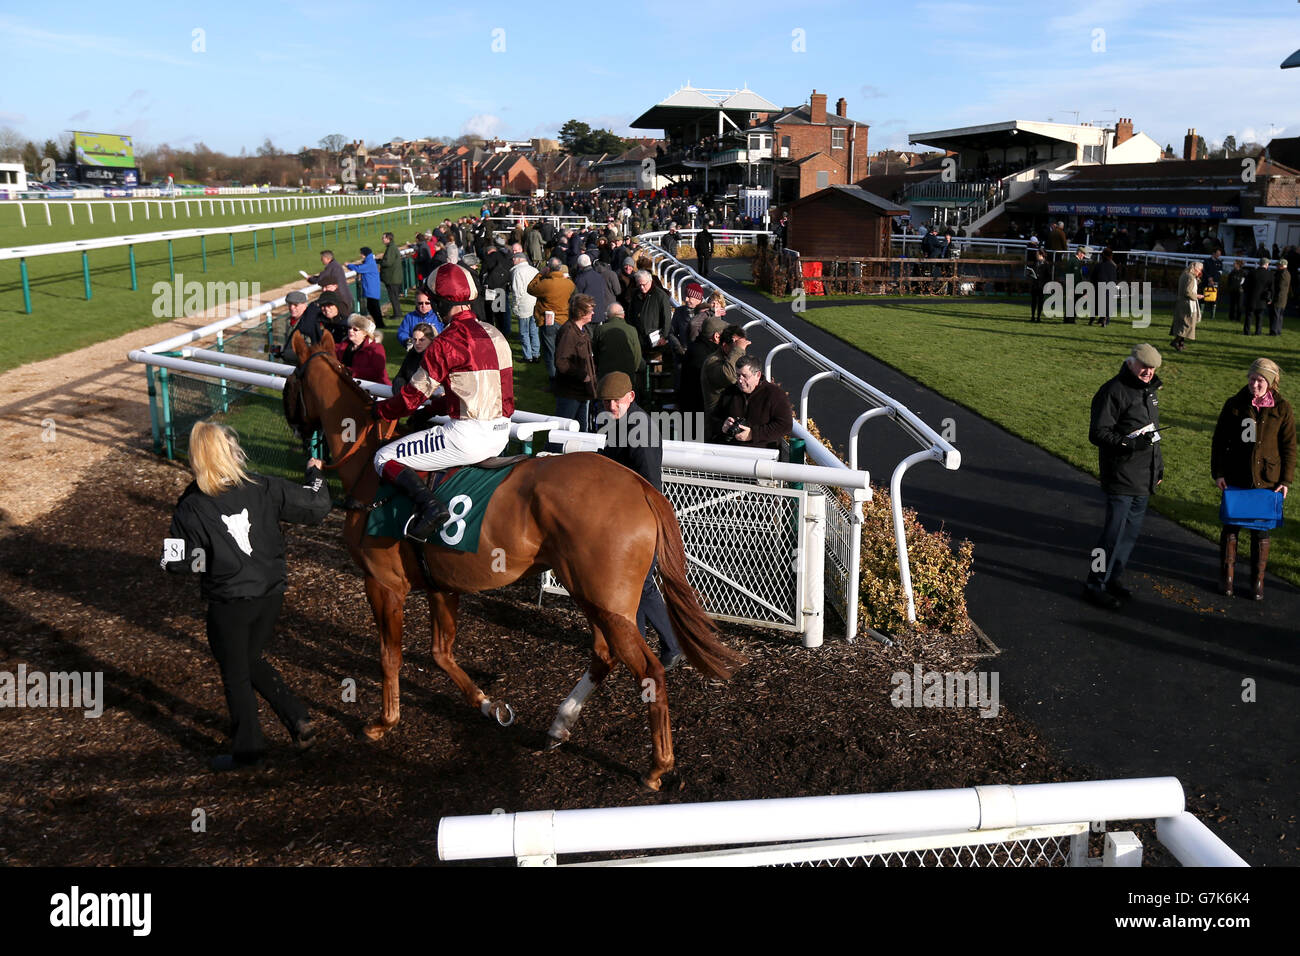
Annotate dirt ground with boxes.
[0,313,1179,867]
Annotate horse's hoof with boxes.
[546,734,566,751]
[362,720,394,741]
[640,774,663,793]
[481,699,515,727]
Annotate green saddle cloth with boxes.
[366,463,519,553]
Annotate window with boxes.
[749,135,761,150]
[763,135,772,150]
[1083,144,1103,163]
[816,170,830,189]
[832,128,845,149]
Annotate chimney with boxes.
[836,97,847,117]
[1183,128,1199,161]
[810,90,827,125]
[1115,117,1133,146]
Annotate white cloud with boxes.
[462,114,503,138]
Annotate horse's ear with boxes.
[290,329,311,363]
[319,329,336,352]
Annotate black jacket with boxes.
[597,402,662,491]
[710,379,794,449]
[1089,363,1164,496]
[695,227,714,258]
[163,467,331,601]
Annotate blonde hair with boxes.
[189,421,252,496]
[348,314,382,344]
[708,291,727,312]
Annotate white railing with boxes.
[892,233,1266,270]
[1,190,393,228]
[637,231,959,634]
[436,777,1246,867]
[0,198,464,256]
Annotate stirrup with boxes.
[404,504,449,544]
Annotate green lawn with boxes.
[771,294,1300,585]
[0,200,481,372]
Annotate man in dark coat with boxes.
[1246,260,1273,335]
[662,223,680,258]
[1272,264,1290,336]
[307,251,353,316]
[592,303,643,383]
[627,269,674,354]
[1090,247,1119,327]
[380,232,404,320]
[592,372,685,670]
[1084,344,1165,609]
[1224,260,1246,327]
[711,355,794,452]
[570,254,610,328]
[695,221,715,278]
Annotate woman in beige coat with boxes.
[1170,260,1204,352]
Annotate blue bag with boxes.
[1219,487,1285,530]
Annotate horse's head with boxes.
[283,328,340,439]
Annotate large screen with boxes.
[73,131,135,168]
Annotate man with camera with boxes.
[710,356,794,451]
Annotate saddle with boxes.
[414,454,531,495]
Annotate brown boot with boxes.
[1251,532,1270,601]
[1220,528,1238,596]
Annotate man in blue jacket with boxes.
[346,246,385,327]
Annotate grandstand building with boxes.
[629,85,871,213]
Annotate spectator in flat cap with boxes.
[1084,344,1165,610]
[593,372,685,671]
[280,290,325,362]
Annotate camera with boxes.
[722,417,748,439]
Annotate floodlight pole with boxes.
[401,165,415,224]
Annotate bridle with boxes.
[286,349,397,504]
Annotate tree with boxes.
[1222,134,1238,157]
[558,119,627,155]
[256,137,280,158]
[319,134,347,153]
[0,126,23,162]
[1195,135,1207,160]
[558,119,592,153]
[42,139,61,162]
[21,141,41,175]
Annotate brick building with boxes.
[628,85,871,213]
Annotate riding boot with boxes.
[1219,528,1237,596]
[390,464,450,543]
[1251,532,1270,601]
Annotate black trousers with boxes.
[636,558,683,659]
[1246,307,1269,335]
[385,282,403,318]
[206,593,307,758]
[1030,286,1045,319]
[697,255,711,278]
[365,297,384,327]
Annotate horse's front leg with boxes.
[362,574,408,740]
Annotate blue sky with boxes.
[1,0,1296,156]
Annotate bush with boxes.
[805,420,974,636]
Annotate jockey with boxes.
[371,261,515,542]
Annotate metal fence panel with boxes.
[542,471,805,632]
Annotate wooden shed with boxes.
[785,185,906,258]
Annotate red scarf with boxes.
[1252,390,1276,409]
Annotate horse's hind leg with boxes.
[427,591,511,725]
[363,575,408,741]
[547,622,615,747]
[598,610,673,791]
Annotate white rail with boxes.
[637,231,959,631]
[0,198,466,262]
[437,777,1246,866]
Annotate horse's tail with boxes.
[646,488,747,680]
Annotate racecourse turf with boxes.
[762,293,1300,585]
[0,198,482,372]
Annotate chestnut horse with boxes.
[282,331,744,789]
